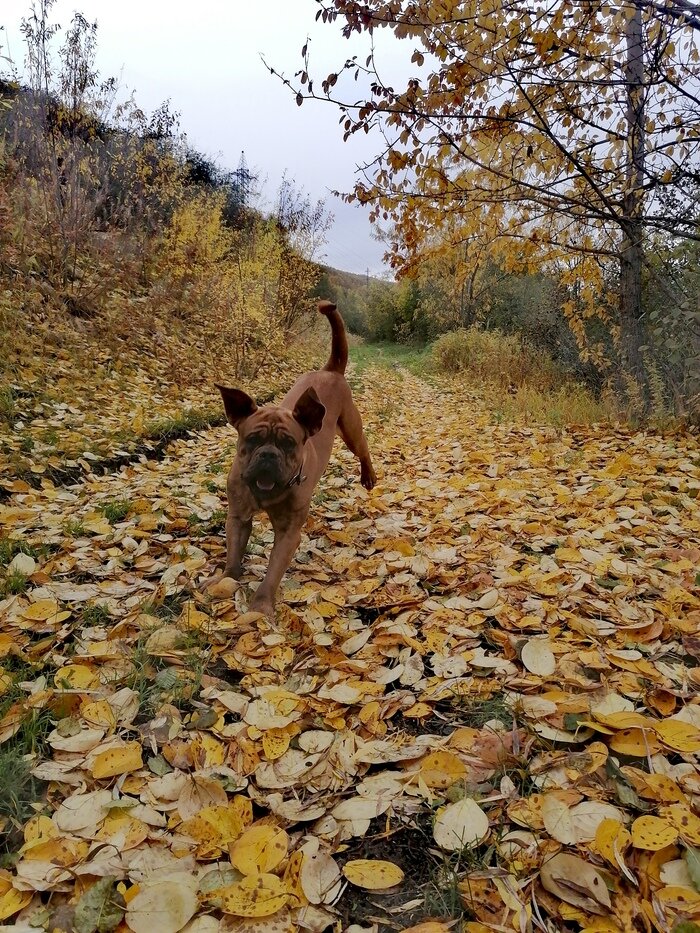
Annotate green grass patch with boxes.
[0,538,55,569]
[0,749,43,858]
[0,387,15,424]
[0,571,29,597]
[0,662,54,857]
[146,407,225,444]
[80,604,112,626]
[101,499,132,523]
[62,519,87,538]
[349,341,430,376]
[441,692,514,729]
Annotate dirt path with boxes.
[1,363,700,931]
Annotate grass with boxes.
[0,571,29,597]
[349,341,430,377]
[484,382,619,427]
[188,508,226,537]
[0,386,15,424]
[62,519,87,538]
[81,604,111,626]
[0,661,55,858]
[440,692,514,729]
[0,749,43,859]
[423,864,466,920]
[146,406,225,444]
[351,333,619,426]
[125,607,210,720]
[431,327,620,425]
[0,538,56,569]
[101,498,132,523]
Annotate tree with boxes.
[273,175,333,333]
[276,0,700,401]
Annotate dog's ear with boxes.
[293,387,326,438]
[215,384,258,429]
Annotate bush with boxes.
[431,327,566,390]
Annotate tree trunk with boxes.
[620,1,649,403]
[619,230,646,385]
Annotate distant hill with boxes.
[311,265,390,335]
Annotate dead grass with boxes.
[431,328,621,425]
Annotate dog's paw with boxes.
[249,595,275,618]
[361,466,377,490]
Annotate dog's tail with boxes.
[319,300,348,375]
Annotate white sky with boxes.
[1,0,399,277]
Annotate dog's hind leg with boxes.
[338,401,377,490]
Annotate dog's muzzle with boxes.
[243,448,282,494]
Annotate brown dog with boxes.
[211,301,376,616]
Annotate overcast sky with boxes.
[1,0,397,277]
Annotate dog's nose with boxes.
[257,446,281,463]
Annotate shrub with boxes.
[430,327,566,391]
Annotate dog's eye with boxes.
[247,434,264,447]
[278,435,295,451]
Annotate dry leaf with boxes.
[433,798,489,851]
[126,880,198,933]
[342,858,404,890]
[540,852,612,914]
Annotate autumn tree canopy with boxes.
[279,0,700,393]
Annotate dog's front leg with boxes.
[224,512,253,580]
[249,508,307,617]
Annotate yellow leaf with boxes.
[22,813,57,849]
[282,850,307,907]
[594,818,631,866]
[417,750,468,788]
[603,454,632,478]
[0,886,32,921]
[608,728,661,757]
[126,880,198,933]
[81,699,117,732]
[91,741,143,779]
[433,798,489,851]
[215,873,289,917]
[96,815,149,850]
[654,719,700,752]
[54,663,99,690]
[540,852,611,914]
[20,599,68,622]
[191,732,226,767]
[593,711,653,730]
[520,638,556,676]
[640,773,686,804]
[262,728,291,761]
[180,803,245,851]
[662,805,700,845]
[342,858,405,890]
[22,836,89,865]
[631,816,678,850]
[403,702,433,718]
[229,824,289,875]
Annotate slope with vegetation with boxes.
[0,2,330,490]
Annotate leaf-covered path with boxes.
[1,362,700,932]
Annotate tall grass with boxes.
[431,328,566,390]
[431,327,619,425]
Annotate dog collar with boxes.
[286,460,306,488]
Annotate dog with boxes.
[210,301,376,616]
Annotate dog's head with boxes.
[216,384,326,501]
